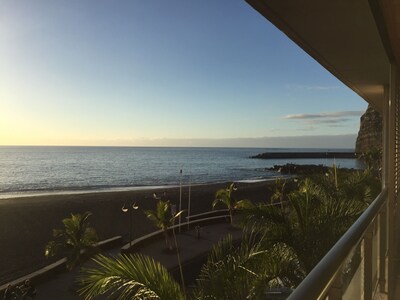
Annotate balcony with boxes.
[288,189,390,299]
[245,0,400,299]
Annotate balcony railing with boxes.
[288,188,388,300]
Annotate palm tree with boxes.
[79,253,184,300]
[145,199,186,292]
[45,211,98,270]
[78,232,302,300]
[270,177,292,211]
[80,200,187,300]
[145,200,176,251]
[213,183,253,225]
[78,170,378,299]
[194,232,304,299]
[242,172,371,273]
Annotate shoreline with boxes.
[0,185,179,200]
[0,178,277,200]
[0,180,275,284]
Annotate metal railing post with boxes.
[379,205,387,293]
[327,275,343,300]
[364,223,374,300]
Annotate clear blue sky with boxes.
[0,0,367,147]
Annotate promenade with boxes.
[34,222,242,299]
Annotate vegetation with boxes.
[78,231,303,300]
[270,177,287,205]
[213,183,253,225]
[359,147,382,179]
[242,168,379,273]
[194,233,304,299]
[45,211,98,270]
[145,199,186,292]
[79,253,184,300]
[144,199,183,251]
[144,200,174,251]
[79,164,381,299]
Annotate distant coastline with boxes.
[251,151,357,159]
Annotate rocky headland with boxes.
[355,104,382,154]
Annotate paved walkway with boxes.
[34,223,242,299]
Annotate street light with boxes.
[122,202,139,249]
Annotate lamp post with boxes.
[122,202,139,248]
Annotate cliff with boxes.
[355,105,382,154]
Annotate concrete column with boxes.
[387,64,398,300]
[378,85,390,295]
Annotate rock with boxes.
[355,105,382,154]
[268,164,330,175]
[267,163,354,176]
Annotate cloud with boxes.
[283,111,364,120]
[283,110,363,130]
[310,118,350,124]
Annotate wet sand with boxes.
[0,180,274,284]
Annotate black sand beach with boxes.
[0,181,274,284]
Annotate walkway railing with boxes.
[121,210,231,253]
[288,188,388,300]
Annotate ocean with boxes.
[0,146,363,198]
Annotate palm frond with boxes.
[235,199,253,209]
[195,229,303,300]
[213,189,231,209]
[79,254,184,300]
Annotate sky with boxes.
[0,0,368,148]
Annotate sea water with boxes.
[0,146,363,198]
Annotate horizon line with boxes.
[0,133,357,148]
[0,145,356,149]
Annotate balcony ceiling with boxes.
[246,0,400,113]
[379,0,400,67]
